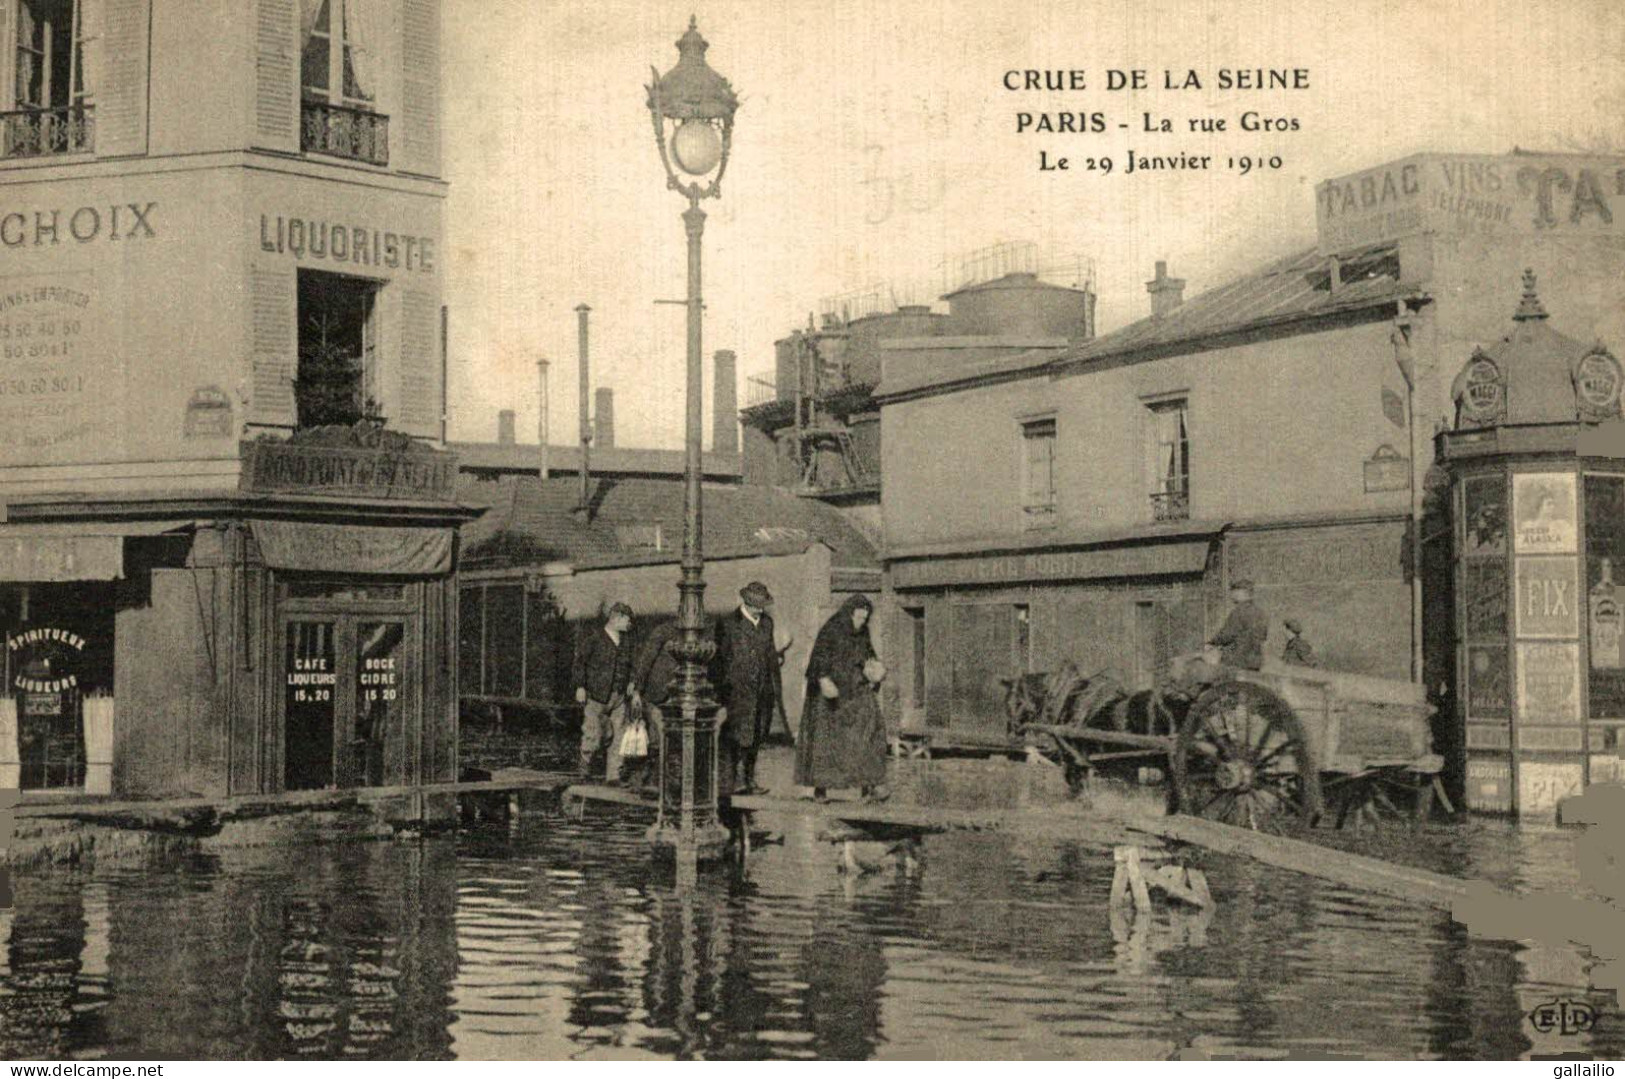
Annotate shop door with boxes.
[951,603,1017,742]
[17,681,83,789]
[282,615,412,791]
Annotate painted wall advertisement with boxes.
[1316,153,1625,254]
[1516,641,1582,724]
[0,272,111,467]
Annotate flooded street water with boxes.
[4,752,1622,1060]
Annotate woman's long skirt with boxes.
[793,685,888,789]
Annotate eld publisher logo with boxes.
[1530,998,1598,1036]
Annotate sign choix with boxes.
[241,440,457,501]
[1316,153,1625,253]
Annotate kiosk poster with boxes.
[1514,557,1581,639]
[1516,641,1582,724]
[1465,644,1509,720]
[1517,761,1584,816]
[1513,474,1578,555]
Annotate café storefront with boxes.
[0,427,476,817]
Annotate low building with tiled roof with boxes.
[455,474,880,735]
[874,149,1625,790]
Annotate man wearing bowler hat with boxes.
[712,581,784,796]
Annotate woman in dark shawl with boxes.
[793,594,890,802]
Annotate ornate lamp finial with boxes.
[677,16,706,56]
[1514,268,1549,321]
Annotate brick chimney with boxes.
[713,349,738,453]
[594,387,615,448]
[1147,260,1186,318]
[497,409,516,444]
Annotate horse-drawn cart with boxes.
[1013,660,1446,830]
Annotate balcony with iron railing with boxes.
[1150,486,1191,522]
[1,105,93,159]
[301,99,389,166]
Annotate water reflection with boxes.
[2,804,1622,1060]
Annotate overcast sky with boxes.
[441,0,1625,449]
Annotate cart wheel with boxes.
[1172,681,1324,830]
[1328,767,1433,829]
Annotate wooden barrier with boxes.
[1109,845,1214,912]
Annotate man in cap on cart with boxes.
[1208,578,1269,672]
[1171,577,1270,688]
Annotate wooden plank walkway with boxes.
[14,772,1619,971]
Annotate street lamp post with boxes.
[645,17,739,864]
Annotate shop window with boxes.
[284,578,405,602]
[524,589,565,702]
[1021,417,1057,523]
[484,584,523,699]
[1145,398,1190,521]
[4,0,95,158]
[1586,474,1625,717]
[4,582,116,791]
[295,269,380,429]
[299,0,388,165]
[458,586,484,696]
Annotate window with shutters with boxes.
[1145,397,1191,521]
[1020,416,1057,525]
[3,0,95,158]
[295,269,382,429]
[299,0,388,166]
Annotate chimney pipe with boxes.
[575,304,591,515]
[497,409,516,445]
[595,387,615,448]
[712,349,738,453]
[536,359,550,480]
[1146,260,1186,318]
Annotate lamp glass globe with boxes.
[671,119,722,176]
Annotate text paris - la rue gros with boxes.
[1005,67,1309,176]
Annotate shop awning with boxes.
[251,520,453,576]
[890,539,1212,590]
[0,521,187,582]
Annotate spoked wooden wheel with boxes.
[1171,681,1323,830]
[1326,766,1437,829]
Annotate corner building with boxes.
[0,1,470,815]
